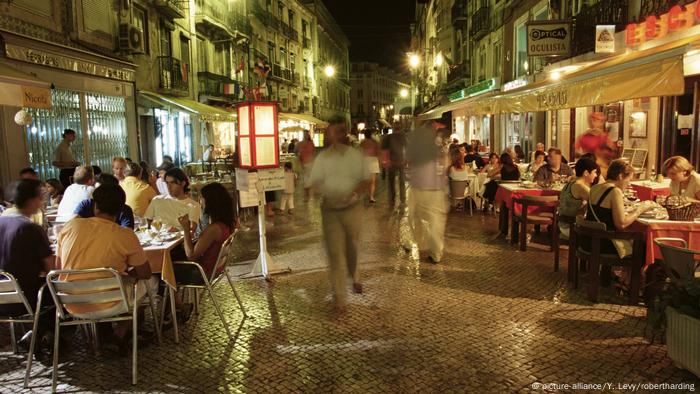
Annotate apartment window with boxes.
[302,19,308,37]
[159,22,172,57]
[266,0,272,12]
[514,20,528,77]
[267,41,275,63]
[492,42,501,78]
[278,2,284,19]
[197,38,207,72]
[280,47,287,68]
[288,9,295,27]
[358,104,364,114]
[290,52,296,74]
[132,6,149,54]
[180,35,190,67]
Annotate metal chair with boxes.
[573,220,645,305]
[44,268,161,392]
[171,231,246,341]
[0,271,49,389]
[510,196,559,257]
[449,179,472,216]
[653,238,700,284]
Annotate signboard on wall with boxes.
[595,25,616,53]
[526,20,572,56]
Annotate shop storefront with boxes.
[279,112,328,147]
[0,31,137,184]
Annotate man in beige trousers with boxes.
[310,117,369,312]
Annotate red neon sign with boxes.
[626,1,700,47]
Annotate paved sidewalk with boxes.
[1,188,698,393]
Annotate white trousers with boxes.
[280,193,295,210]
[408,188,449,262]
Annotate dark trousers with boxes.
[59,167,76,189]
[387,167,406,205]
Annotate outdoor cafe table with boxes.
[630,179,671,202]
[494,183,561,236]
[142,235,183,288]
[634,217,700,269]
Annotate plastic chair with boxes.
[44,268,161,391]
[171,231,246,341]
[573,220,645,305]
[510,196,559,257]
[449,179,472,216]
[0,272,48,388]
[653,238,700,283]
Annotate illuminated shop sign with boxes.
[626,1,700,47]
[448,78,498,102]
[526,21,572,56]
[502,78,528,92]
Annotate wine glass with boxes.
[152,219,162,233]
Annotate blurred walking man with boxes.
[406,123,449,263]
[311,117,369,312]
[381,123,407,208]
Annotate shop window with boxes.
[154,108,192,166]
[85,93,129,174]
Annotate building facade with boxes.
[350,62,410,130]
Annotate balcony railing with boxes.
[272,63,282,79]
[572,0,628,57]
[158,56,189,95]
[451,2,467,27]
[198,71,242,100]
[154,0,186,20]
[195,0,231,38]
[470,6,490,40]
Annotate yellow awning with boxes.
[279,112,329,128]
[467,42,688,115]
[0,62,52,109]
[139,91,235,122]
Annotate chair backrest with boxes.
[654,238,700,283]
[449,180,468,199]
[211,228,239,283]
[0,271,33,316]
[46,268,129,320]
[574,217,642,241]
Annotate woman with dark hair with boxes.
[177,182,236,279]
[499,153,520,181]
[482,152,501,178]
[447,148,469,181]
[558,156,599,238]
[513,145,525,163]
[45,178,64,207]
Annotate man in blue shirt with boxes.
[73,174,134,228]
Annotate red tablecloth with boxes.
[495,186,560,215]
[633,220,700,267]
[630,183,670,202]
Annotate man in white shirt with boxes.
[310,117,369,312]
[144,167,200,231]
[56,166,95,222]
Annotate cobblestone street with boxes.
[1,189,699,393]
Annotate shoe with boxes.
[428,255,440,264]
[352,282,363,294]
[369,199,376,204]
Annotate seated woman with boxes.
[176,182,235,283]
[448,149,470,181]
[585,160,654,258]
[45,178,64,207]
[663,156,700,202]
[527,151,546,175]
[482,153,501,178]
[482,153,521,209]
[558,156,598,238]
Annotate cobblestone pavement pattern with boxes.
[1,186,699,393]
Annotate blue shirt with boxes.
[74,199,135,229]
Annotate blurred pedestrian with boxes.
[296,130,316,200]
[280,162,297,214]
[360,129,380,203]
[311,117,369,312]
[406,123,449,263]
[381,123,407,207]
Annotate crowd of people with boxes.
[0,131,237,354]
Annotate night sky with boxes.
[322,0,415,72]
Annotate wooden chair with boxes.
[510,196,559,258]
[557,214,577,274]
[573,220,645,305]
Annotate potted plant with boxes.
[648,276,700,377]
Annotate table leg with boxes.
[168,286,179,343]
[499,202,509,236]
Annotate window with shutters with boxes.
[133,6,150,54]
[8,0,61,31]
[75,0,116,48]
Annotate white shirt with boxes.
[56,184,94,222]
[310,145,368,209]
[144,195,201,230]
[156,177,170,196]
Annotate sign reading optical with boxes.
[526,21,572,57]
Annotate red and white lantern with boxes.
[236,101,279,169]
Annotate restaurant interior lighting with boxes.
[324,65,335,77]
[400,88,409,98]
[435,53,443,66]
[550,71,562,81]
[357,122,365,131]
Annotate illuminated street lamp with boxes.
[324,65,335,77]
[400,88,409,98]
[435,53,443,67]
[408,54,420,69]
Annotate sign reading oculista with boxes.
[526,21,572,57]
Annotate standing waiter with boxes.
[52,129,80,188]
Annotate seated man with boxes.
[463,144,485,169]
[534,148,573,182]
[0,179,55,349]
[56,166,95,222]
[57,183,152,340]
[73,174,135,228]
[1,180,45,228]
[144,168,201,231]
[120,162,157,217]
